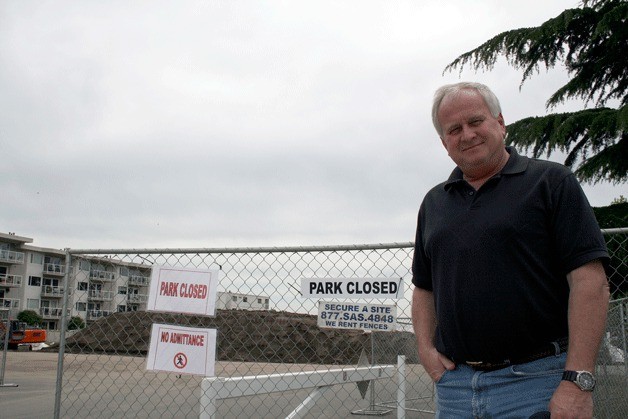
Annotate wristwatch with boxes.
[562,370,596,391]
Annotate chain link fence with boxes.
[51,229,626,418]
[595,228,628,418]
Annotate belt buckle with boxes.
[465,361,485,367]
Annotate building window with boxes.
[118,286,127,295]
[79,260,90,271]
[30,253,44,264]
[28,276,42,286]
[258,298,262,304]
[27,299,40,309]
[117,305,127,312]
[243,297,248,302]
[43,278,59,287]
[76,302,86,311]
[77,282,88,291]
[232,296,237,301]
[120,266,129,276]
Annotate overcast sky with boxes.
[1,0,624,250]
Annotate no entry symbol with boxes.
[174,352,188,369]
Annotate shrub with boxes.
[17,310,43,326]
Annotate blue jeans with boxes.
[435,353,566,418]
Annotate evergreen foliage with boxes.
[17,309,43,326]
[593,201,628,228]
[68,316,86,330]
[445,0,627,184]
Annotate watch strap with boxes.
[562,370,595,391]
[562,370,578,382]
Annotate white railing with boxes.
[41,285,69,297]
[88,290,114,301]
[199,360,403,419]
[87,310,112,319]
[0,274,22,287]
[0,298,20,309]
[90,270,115,281]
[39,307,69,318]
[44,263,66,275]
[0,249,24,264]
[127,294,148,303]
[128,275,150,286]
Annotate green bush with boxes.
[17,310,43,326]
[67,316,85,330]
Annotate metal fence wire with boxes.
[53,229,627,418]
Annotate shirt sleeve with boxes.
[411,208,433,290]
[549,172,610,275]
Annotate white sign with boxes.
[317,302,397,331]
[301,278,403,299]
[146,323,217,376]
[147,265,219,315]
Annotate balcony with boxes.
[90,270,115,282]
[87,310,112,320]
[128,275,150,287]
[41,285,69,298]
[39,307,69,319]
[88,290,114,301]
[0,274,22,287]
[0,250,25,264]
[127,294,148,303]
[0,298,20,309]
[43,263,66,276]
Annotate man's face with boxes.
[437,89,506,176]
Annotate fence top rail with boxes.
[67,242,415,255]
[601,227,628,235]
[63,227,627,255]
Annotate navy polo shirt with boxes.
[412,147,609,362]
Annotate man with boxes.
[411,82,610,418]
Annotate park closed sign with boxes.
[301,277,403,299]
[147,265,220,316]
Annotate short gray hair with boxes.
[432,82,502,137]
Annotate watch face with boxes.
[577,371,596,390]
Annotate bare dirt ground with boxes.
[48,310,419,365]
[4,310,424,417]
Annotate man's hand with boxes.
[412,287,456,382]
[419,345,456,382]
[549,381,593,418]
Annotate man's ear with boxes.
[497,113,506,136]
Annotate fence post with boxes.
[621,301,628,375]
[0,315,18,387]
[397,355,406,419]
[53,249,72,419]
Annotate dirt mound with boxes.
[50,310,417,365]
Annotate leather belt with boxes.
[462,337,569,372]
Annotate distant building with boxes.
[0,232,270,333]
[217,291,270,311]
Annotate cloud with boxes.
[0,0,623,250]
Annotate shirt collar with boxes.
[443,146,529,190]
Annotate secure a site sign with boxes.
[146,324,217,376]
[147,265,220,316]
[317,302,397,331]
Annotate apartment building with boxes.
[1,232,270,333]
